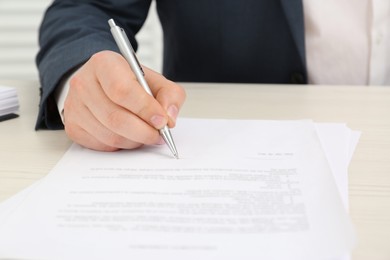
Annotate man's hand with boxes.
[63,50,186,151]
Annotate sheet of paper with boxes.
[0,122,359,220]
[0,181,41,224]
[0,85,19,121]
[0,119,356,260]
[315,123,360,210]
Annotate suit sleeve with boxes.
[35,0,152,130]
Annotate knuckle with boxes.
[90,51,124,72]
[135,93,155,114]
[106,110,125,130]
[109,82,130,103]
[176,85,187,101]
[170,81,186,100]
[162,80,187,104]
[69,73,84,91]
[90,51,111,63]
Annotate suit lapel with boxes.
[280,0,306,67]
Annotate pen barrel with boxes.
[109,22,153,96]
[109,19,178,158]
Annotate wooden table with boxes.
[1,80,389,260]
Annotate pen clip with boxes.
[120,28,145,76]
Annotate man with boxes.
[36,0,390,151]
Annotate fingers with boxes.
[64,78,148,150]
[62,50,185,152]
[68,61,161,146]
[91,52,170,130]
[64,105,145,151]
[65,124,119,152]
[144,66,187,127]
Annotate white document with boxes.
[0,119,357,260]
[0,85,19,119]
[315,123,360,210]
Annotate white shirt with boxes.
[303,0,390,85]
[56,1,390,120]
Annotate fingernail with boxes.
[167,105,178,123]
[150,115,166,129]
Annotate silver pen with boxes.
[108,18,179,159]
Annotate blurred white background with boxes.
[0,0,163,80]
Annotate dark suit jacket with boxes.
[36,0,306,129]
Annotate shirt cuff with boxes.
[54,69,79,124]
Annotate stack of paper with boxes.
[0,85,19,122]
[0,118,360,260]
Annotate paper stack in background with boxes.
[0,118,360,260]
[0,85,19,122]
